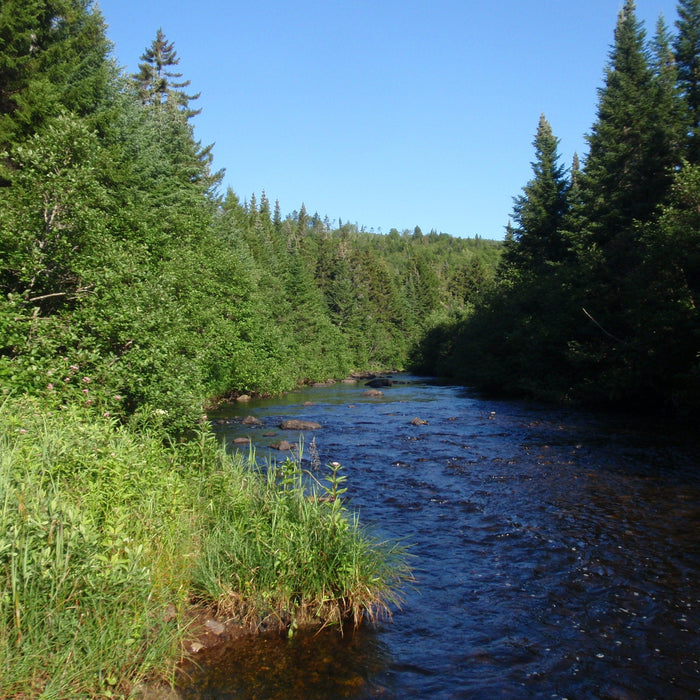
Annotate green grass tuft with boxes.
[0,396,412,697]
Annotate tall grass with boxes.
[0,396,196,697]
[193,450,412,633]
[0,396,411,697]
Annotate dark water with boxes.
[183,376,700,699]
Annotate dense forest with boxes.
[418,0,699,420]
[0,3,500,432]
[1,0,698,695]
[0,3,493,693]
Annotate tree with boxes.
[0,0,112,183]
[132,28,201,118]
[674,0,700,163]
[502,114,569,275]
[650,16,684,171]
[580,0,675,264]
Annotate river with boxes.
[181,375,700,699]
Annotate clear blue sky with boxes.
[98,0,680,239]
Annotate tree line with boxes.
[0,1,500,432]
[418,0,699,419]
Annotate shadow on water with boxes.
[178,624,394,699]
[197,375,700,699]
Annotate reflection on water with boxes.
[185,376,700,699]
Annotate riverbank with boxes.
[0,394,411,698]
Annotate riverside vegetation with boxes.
[2,0,698,696]
[417,1,699,419]
[0,2,494,697]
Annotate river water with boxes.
[183,376,700,699]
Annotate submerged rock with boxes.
[363,389,383,398]
[242,415,263,426]
[365,377,393,388]
[410,417,428,426]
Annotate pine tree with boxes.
[132,28,201,118]
[674,0,700,163]
[502,114,569,275]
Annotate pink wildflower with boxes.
[82,377,90,384]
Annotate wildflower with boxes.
[82,376,90,384]
[64,377,71,382]
[70,364,79,371]
[47,383,54,391]
[82,388,89,395]
[114,395,122,401]
[104,412,110,418]
[20,429,27,434]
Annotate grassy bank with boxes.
[0,396,411,698]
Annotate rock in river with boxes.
[279,419,322,430]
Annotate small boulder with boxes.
[410,417,429,426]
[232,437,251,445]
[236,394,251,402]
[363,389,383,398]
[272,440,293,451]
[279,419,322,430]
[242,415,263,426]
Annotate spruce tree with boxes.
[580,0,675,264]
[650,15,684,170]
[132,28,201,118]
[674,0,700,163]
[502,114,569,275]
[0,0,111,183]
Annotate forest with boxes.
[0,13,501,431]
[0,0,697,695]
[0,1,496,695]
[418,0,699,420]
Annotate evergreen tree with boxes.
[580,0,675,264]
[0,0,111,183]
[502,114,569,275]
[560,152,587,255]
[132,28,201,117]
[650,16,684,171]
[674,0,700,163]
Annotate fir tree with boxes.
[580,0,675,262]
[132,28,201,118]
[502,114,569,275]
[0,0,111,183]
[650,16,684,172]
[674,0,700,162]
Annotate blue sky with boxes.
[98,0,680,239]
